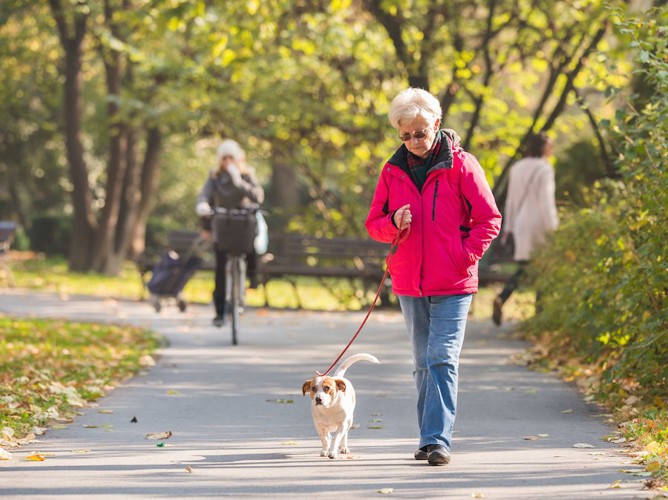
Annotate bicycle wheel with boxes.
[230,257,241,345]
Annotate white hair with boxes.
[388,88,442,129]
[216,139,244,161]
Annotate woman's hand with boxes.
[393,204,412,230]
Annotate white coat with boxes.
[503,157,559,261]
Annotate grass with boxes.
[0,316,161,450]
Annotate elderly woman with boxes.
[365,88,501,465]
[196,139,264,327]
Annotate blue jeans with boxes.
[398,294,472,451]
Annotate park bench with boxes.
[0,221,18,287]
[137,231,392,308]
[137,230,513,309]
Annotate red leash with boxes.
[316,221,410,376]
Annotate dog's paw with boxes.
[339,447,350,455]
[328,452,337,459]
[320,450,328,457]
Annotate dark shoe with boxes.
[248,276,259,289]
[492,297,503,326]
[427,445,450,466]
[212,314,226,327]
[414,446,429,460]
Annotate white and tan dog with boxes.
[302,353,379,459]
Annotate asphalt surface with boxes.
[0,289,650,499]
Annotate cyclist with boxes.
[195,139,265,327]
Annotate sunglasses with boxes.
[399,128,429,142]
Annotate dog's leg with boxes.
[328,422,350,459]
[316,424,331,457]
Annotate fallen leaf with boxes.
[572,443,594,448]
[98,409,114,414]
[166,390,180,396]
[281,441,298,446]
[265,399,294,404]
[367,425,384,430]
[156,442,165,448]
[52,424,68,430]
[377,488,393,494]
[71,449,90,454]
[524,436,539,441]
[609,480,622,489]
[25,454,46,461]
[146,431,172,440]
[472,493,486,499]
[646,460,661,473]
[561,409,574,414]
[537,434,549,438]
[185,466,193,474]
[82,425,99,429]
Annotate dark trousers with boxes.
[498,260,543,312]
[498,260,529,304]
[213,249,258,316]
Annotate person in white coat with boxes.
[493,132,559,326]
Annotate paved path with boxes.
[0,289,648,499]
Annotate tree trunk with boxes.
[129,126,163,258]
[269,144,301,232]
[48,0,95,271]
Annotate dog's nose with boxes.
[315,397,322,405]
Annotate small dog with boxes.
[302,353,379,459]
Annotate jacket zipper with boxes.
[432,180,439,221]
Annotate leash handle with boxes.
[316,213,410,376]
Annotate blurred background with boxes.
[0,0,661,274]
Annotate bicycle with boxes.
[211,207,259,345]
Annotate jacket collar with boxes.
[388,129,456,173]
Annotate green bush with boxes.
[525,6,667,408]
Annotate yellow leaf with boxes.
[377,488,393,494]
[472,493,486,499]
[26,454,46,461]
[646,460,661,473]
[609,480,622,489]
[185,466,193,474]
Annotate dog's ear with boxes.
[335,378,347,393]
[302,379,312,396]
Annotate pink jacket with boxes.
[365,131,502,296]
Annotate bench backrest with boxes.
[271,233,388,270]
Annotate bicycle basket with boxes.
[212,211,257,254]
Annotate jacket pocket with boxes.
[431,180,439,221]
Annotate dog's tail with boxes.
[334,353,379,377]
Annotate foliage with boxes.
[524,4,667,485]
[0,0,633,263]
[0,316,160,440]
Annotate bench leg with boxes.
[0,256,15,287]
